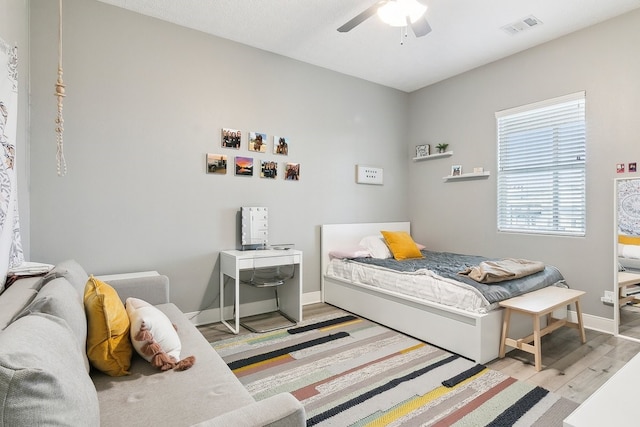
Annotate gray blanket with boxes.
[351,250,565,304]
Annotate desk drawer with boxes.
[236,254,300,270]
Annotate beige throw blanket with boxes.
[459,258,545,284]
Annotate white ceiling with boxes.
[96,0,640,93]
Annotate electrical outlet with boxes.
[356,165,384,185]
[601,290,614,304]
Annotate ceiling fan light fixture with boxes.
[377,0,427,27]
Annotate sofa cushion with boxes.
[44,259,90,297]
[15,277,90,373]
[0,313,100,426]
[0,277,42,330]
[93,303,256,427]
[84,275,132,376]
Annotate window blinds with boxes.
[496,92,586,236]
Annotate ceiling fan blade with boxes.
[411,15,432,37]
[337,1,387,33]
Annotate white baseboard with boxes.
[187,291,323,326]
[186,296,615,334]
[568,310,615,334]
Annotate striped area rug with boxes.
[212,313,579,426]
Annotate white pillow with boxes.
[359,236,393,259]
[620,243,640,260]
[329,246,371,260]
[126,297,181,363]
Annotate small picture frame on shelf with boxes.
[451,165,462,176]
[415,144,430,158]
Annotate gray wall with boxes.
[14,0,640,321]
[407,9,640,318]
[28,0,409,313]
[0,0,30,258]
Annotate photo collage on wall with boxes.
[206,128,298,180]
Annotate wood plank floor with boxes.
[197,302,640,405]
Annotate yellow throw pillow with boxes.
[380,231,424,261]
[84,275,132,376]
[619,235,640,246]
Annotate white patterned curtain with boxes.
[0,37,24,292]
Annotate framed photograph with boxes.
[221,128,241,149]
[206,153,227,175]
[630,162,637,173]
[260,160,278,179]
[235,156,253,176]
[249,131,267,153]
[284,163,300,181]
[617,163,626,174]
[451,164,462,176]
[274,136,289,155]
[415,144,430,158]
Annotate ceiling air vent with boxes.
[501,15,543,35]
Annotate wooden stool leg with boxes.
[533,313,542,371]
[499,308,512,358]
[575,298,586,343]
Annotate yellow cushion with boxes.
[380,231,424,261]
[84,276,132,376]
[619,235,640,246]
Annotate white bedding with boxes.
[327,258,498,314]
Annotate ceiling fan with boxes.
[337,0,432,39]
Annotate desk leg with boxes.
[220,272,240,334]
[575,298,586,344]
[499,308,511,358]
[533,314,542,371]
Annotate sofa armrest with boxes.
[97,272,170,305]
[190,393,305,427]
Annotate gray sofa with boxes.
[0,260,305,427]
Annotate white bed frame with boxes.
[320,222,534,364]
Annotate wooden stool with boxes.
[499,287,586,371]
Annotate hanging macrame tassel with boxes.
[55,0,67,176]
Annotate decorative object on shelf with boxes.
[451,164,462,176]
[274,136,289,155]
[436,143,449,153]
[222,128,241,149]
[473,167,484,173]
[285,163,300,181]
[235,156,253,176]
[55,0,67,176]
[206,153,227,175]
[249,131,267,153]
[415,144,430,158]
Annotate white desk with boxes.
[219,249,303,334]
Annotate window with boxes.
[496,92,586,236]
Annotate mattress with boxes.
[326,252,566,314]
[327,258,497,314]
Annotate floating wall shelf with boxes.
[443,171,491,182]
[413,151,453,161]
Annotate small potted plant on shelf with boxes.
[436,143,449,153]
